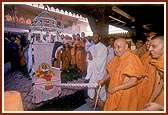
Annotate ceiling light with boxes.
[109,16,126,24]
[112,6,135,22]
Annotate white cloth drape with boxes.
[87,42,107,102]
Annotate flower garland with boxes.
[36,63,55,90]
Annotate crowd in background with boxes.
[4,27,164,111]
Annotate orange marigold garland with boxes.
[36,63,55,90]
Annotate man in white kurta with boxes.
[85,37,94,64]
[86,32,107,107]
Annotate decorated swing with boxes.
[28,9,100,110]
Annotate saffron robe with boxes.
[134,44,146,58]
[136,51,156,110]
[54,46,63,69]
[70,45,76,67]
[150,55,164,106]
[75,40,86,72]
[4,91,24,111]
[62,47,71,71]
[104,49,145,111]
[54,46,71,71]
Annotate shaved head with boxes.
[151,36,164,46]
[114,38,128,57]
[149,36,164,59]
[114,38,128,45]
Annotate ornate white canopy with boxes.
[30,10,62,34]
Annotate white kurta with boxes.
[87,42,107,102]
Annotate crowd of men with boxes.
[4,27,164,111]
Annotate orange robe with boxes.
[150,55,164,72]
[150,55,164,106]
[75,39,86,72]
[134,44,146,58]
[4,91,24,111]
[70,45,76,67]
[54,48,62,68]
[54,46,71,71]
[79,39,87,72]
[104,49,145,111]
[136,51,156,110]
[62,47,71,71]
